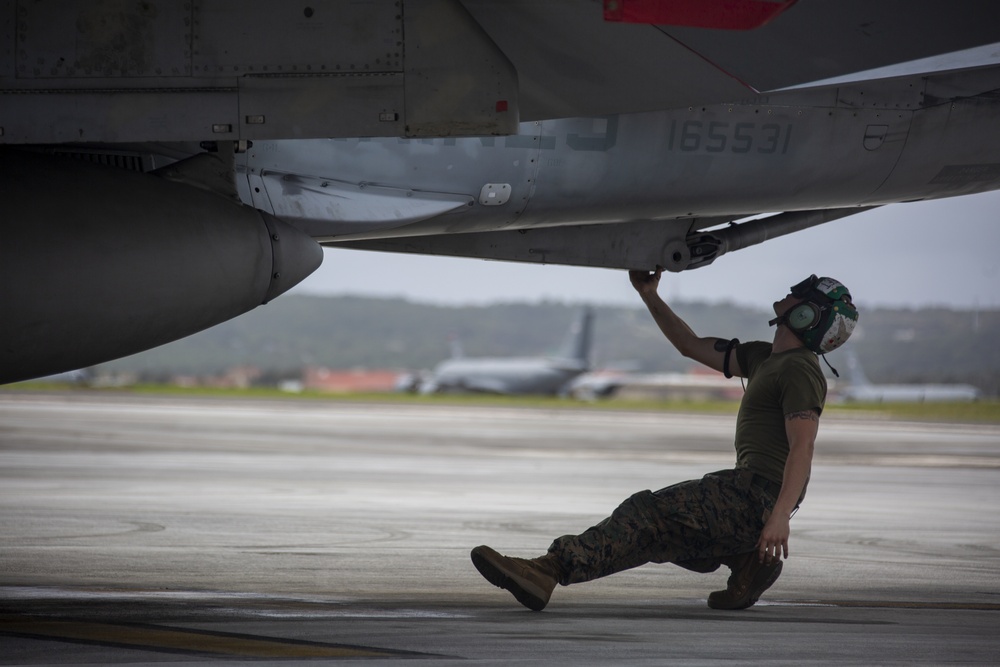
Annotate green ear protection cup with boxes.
[785,301,822,332]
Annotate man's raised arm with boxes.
[629,269,743,377]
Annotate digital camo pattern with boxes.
[819,308,858,353]
[547,469,777,585]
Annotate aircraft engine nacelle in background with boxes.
[0,150,323,385]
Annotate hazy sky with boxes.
[292,189,1000,312]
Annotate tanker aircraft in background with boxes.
[837,351,980,403]
[419,308,593,396]
[3,1,1000,384]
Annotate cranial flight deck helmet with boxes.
[769,275,859,355]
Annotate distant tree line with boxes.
[97,295,1000,396]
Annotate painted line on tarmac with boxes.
[777,600,1000,611]
[0,614,441,659]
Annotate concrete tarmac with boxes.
[1,391,998,665]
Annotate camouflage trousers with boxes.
[547,468,777,585]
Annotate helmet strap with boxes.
[820,354,840,378]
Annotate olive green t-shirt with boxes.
[733,341,827,485]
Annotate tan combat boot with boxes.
[471,545,563,611]
[707,551,783,610]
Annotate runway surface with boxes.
[1,391,998,665]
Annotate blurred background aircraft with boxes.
[838,350,980,403]
[418,308,593,395]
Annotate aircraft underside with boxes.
[2,1,1000,384]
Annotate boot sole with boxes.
[471,546,549,611]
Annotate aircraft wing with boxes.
[464,0,1000,121]
[3,1,1000,144]
[649,1,1000,92]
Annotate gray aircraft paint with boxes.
[420,308,593,395]
[837,350,980,403]
[237,65,1000,274]
[3,2,1000,383]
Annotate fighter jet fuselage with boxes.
[244,65,1000,272]
[2,2,999,383]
